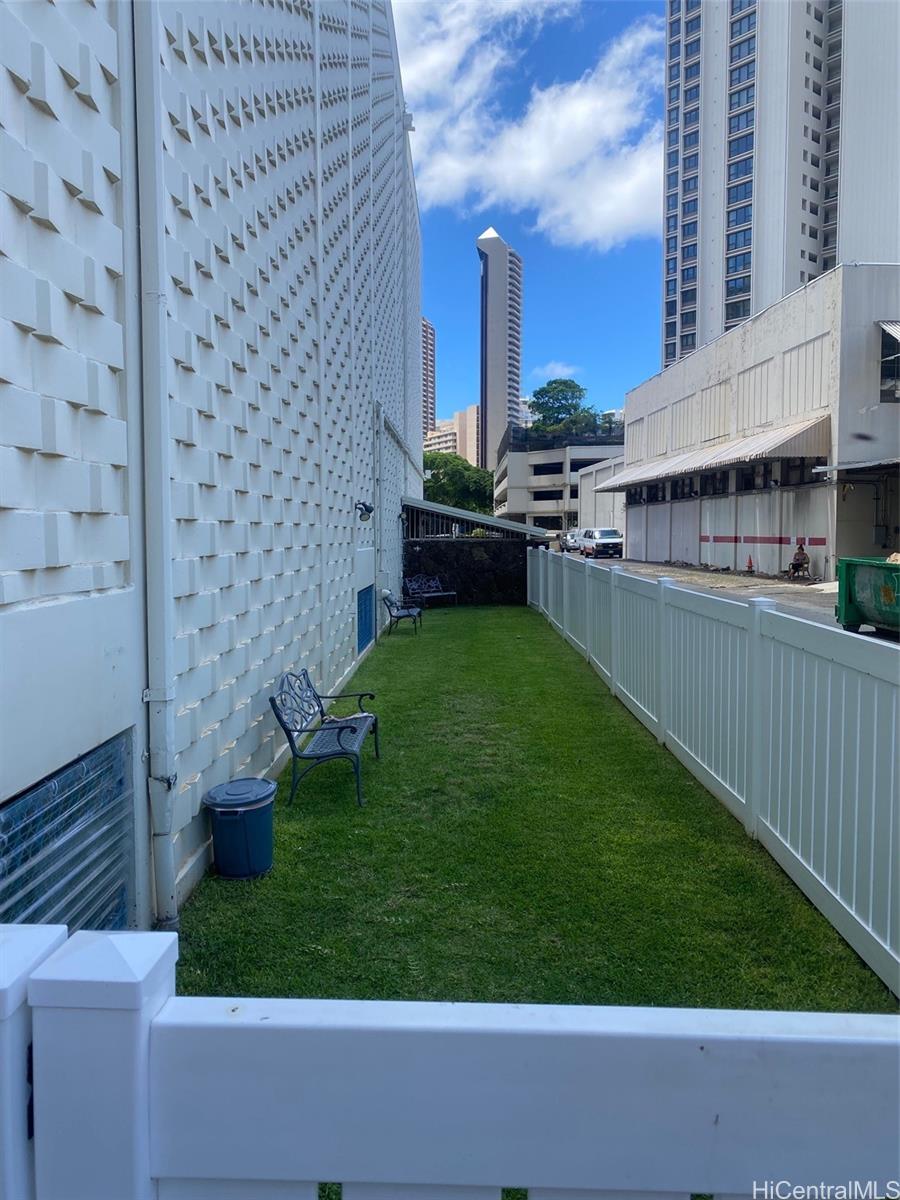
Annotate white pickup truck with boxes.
[580,528,624,559]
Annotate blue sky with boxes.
[393,0,665,422]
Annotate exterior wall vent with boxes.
[0,733,134,931]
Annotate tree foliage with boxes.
[529,379,588,428]
[423,451,494,513]
[528,378,623,441]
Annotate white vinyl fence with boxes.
[529,549,900,993]
[2,924,898,1200]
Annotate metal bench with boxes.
[382,592,421,635]
[269,670,380,806]
[403,574,458,606]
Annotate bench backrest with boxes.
[404,575,442,595]
[382,593,405,615]
[270,670,324,748]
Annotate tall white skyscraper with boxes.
[422,317,436,437]
[662,0,900,367]
[477,227,523,470]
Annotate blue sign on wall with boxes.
[357,585,375,653]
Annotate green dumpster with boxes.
[835,557,900,636]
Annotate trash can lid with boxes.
[203,778,277,809]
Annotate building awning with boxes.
[879,320,900,342]
[596,415,831,491]
[401,495,549,538]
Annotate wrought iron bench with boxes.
[403,574,458,606]
[269,670,379,806]
[382,592,421,635]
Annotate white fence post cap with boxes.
[0,924,68,1019]
[748,596,778,608]
[28,931,178,1011]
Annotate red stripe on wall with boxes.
[806,537,827,546]
[742,536,792,545]
[712,535,740,543]
[700,535,710,543]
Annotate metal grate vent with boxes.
[0,733,134,931]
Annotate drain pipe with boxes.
[133,1,178,928]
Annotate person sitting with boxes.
[787,542,810,579]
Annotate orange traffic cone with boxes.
[746,555,754,573]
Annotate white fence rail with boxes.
[2,924,898,1200]
[527,550,900,993]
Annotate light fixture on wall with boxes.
[355,501,374,522]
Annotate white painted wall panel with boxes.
[646,505,670,563]
[670,500,700,564]
[699,496,737,569]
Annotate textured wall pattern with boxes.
[151,0,421,882]
[0,0,421,912]
[0,1,129,604]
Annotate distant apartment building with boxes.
[424,405,481,467]
[663,0,900,367]
[494,427,624,531]
[477,228,524,469]
[422,317,436,437]
[608,265,899,578]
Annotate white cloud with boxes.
[531,361,582,380]
[392,2,665,252]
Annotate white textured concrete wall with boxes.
[0,0,421,918]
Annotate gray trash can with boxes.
[202,778,276,879]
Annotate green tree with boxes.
[423,451,494,514]
[529,379,589,428]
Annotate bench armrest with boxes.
[320,690,376,713]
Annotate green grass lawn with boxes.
[177,605,895,1012]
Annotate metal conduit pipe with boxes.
[133,0,179,928]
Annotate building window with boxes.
[532,489,564,501]
[682,220,698,238]
[725,298,751,321]
[667,171,679,191]
[683,175,699,193]
[682,152,699,172]
[668,84,681,103]
[730,36,756,62]
[685,15,702,34]
[728,180,752,203]
[665,320,677,339]
[671,476,697,500]
[666,213,678,231]
[728,132,754,157]
[685,37,701,58]
[682,197,698,215]
[729,84,755,110]
[666,299,677,316]
[684,61,700,80]
[532,461,564,476]
[667,235,678,253]
[727,203,753,227]
[726,251,752,274]
[669,40,681,60]
[667,149,679,169]
[730,61,755,86]
[683,242,698,260]
[726,227,752,250]
[669,18,681,38]
[700,470,729,496]
[728,156,754,181]
[667,194,678,212]
[683,131,699,150]
[683,107,700,127]
[667,257,677,275]
[725,274,751,296]
[684,84,700,103]
[681,332,696,351]
[681,287,697,305]
[880,327,900,401]
[682,265,697,282]
[728,109,754,133]
[682,310,696,329]
[667,128,679,147]
[730,13,756,37]
[669,63,680,82]
[731,0,756,13]
[665,342,677,362]
[666,278,677,295]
